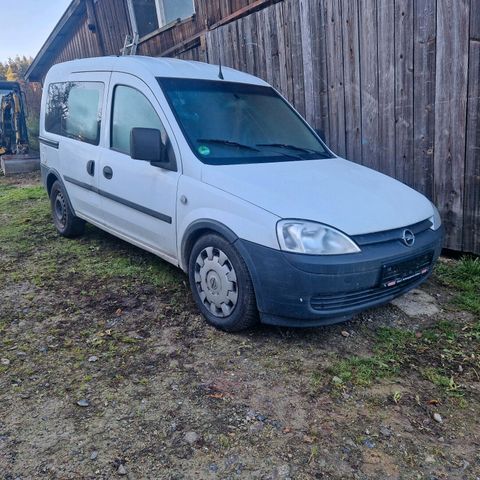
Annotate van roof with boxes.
[45,56,268,86]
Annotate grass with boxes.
[0,183,182,288]
[331,328,414,386]
[435,257,480,314]
[329,320,480,395]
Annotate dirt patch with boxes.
[1,174,479,479]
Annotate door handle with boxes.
[103,166,113,180]
[86,160,95,176]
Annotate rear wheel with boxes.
[188,234,258,332]
[50,180,85,237]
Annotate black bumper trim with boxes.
[235,226,443,326]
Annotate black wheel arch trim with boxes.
[42,166,77,217]
[181,219,239,270]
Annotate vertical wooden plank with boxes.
[311,0,331,140]
[282,1,295,104]
[268,4,282,92]
[342,0,362,163]
[324,0,346,156]
[377,1,396,176]
[395,0,414,185]
[288,0,305,116]
[255,8,267,80]
[244,15,256,74]
[359,0,380,169]
[463,40,480,253]
[261,7,274,84]
[287,0,305,117]
[235,19,247,72]
[413,0,436,199]
[299,0,314,125]
[275,2,289,97]
[434,0,469,250]
[470,0,480,40]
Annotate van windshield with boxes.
[158,78,332,165]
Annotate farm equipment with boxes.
[0,81,29,156]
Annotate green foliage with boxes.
[0,184,181,288]
[0,56,33,81]
[27,116,39,152]
[329,320,479,395]
[332,327,415,386]
[436,257,480,314]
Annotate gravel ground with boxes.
[0,173,479,479]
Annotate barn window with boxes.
[129,0,195,38]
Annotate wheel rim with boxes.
[194,246,238,318]
[54,191,67,229]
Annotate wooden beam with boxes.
[208,0,282,31]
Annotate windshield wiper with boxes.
[197,138,259,151]
[257,143,329,156]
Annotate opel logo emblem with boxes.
[402,229,415,247]
[210,277,217,290]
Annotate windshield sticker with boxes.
[198,145,211,156]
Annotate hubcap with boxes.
[54,192,67,228]
[194,246,238,318]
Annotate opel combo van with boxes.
[39,57,443,331]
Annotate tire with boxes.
[188,233,258,332]
[50,180,85,237]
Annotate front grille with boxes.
[310,251,434,313]
[310,276,423,312]
[352,219,432,247]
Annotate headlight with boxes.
[276,220,361,255]
[430,203,442,230]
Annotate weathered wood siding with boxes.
[205,0,480,255]
[28,0,480,254]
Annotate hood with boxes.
[201,158,433,235]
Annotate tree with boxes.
[0,56,33,81]
[6,65,17,81]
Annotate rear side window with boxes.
[45,82,104,145]
[111,85,167,155]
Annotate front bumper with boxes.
[235,225,443,327]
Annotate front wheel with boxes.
[50,180,85,237]
[188,234,258,332]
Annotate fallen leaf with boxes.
[303,435,314,444]
[207,393,224,399]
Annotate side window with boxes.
[111,85,168,155]
[45,82,103,145]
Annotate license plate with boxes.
[381,252,433,288]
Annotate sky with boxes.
[0,0,72,63]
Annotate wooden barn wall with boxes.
[204,0,480,255]
[47,8,102,68]
[30,0,480,254]
[137,0,261,57]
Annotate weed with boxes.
[0,184,182,288]
[422,367,463,396]
[331,327,414,386]
[436,257,480,314]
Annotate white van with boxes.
[39,56,443,331]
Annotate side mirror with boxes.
[315,128,326,142]
[130,127,166,163]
